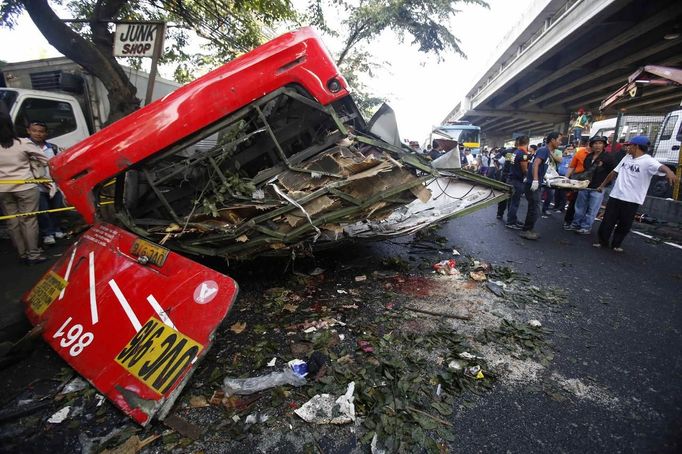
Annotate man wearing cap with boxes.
[595,135,678,251]
[567,136,614,234]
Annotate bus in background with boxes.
[430,121,481,155]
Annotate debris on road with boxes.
[163,414,204,440]
[433,259,458,275]
[223,367,307,395]
[47,406,70,424]
[470,270,487,281]
[294,382,355,424]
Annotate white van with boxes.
[588,115,665,144]
[653,109,682,166]
[649,109,682,198]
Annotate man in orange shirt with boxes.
[563,138,590,228]
[567,138,590,175]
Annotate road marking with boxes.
[146,295,176,329]
[59,246,77,300]
[632,230,682,250]
[88,251,98,325]
[664,241,682,250]
[108,279,142,332]
[632,230,654,239]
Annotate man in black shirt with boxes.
[567,136,615,234]
[495,146,515,219]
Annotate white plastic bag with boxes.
[223,367,306,395]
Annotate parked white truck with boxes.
[0,57,180,149]
[650,109,682,197]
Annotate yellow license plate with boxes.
[27,271,68,315]
[130,238,169,267]
[116,317,204,395]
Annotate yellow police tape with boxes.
[0,179,116,219]
[0,201,113,221]
[0,179,54,185]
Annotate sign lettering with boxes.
[113,23,163,57]
[116,317,203,394]
[28,271,68,315]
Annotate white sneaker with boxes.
[43,235,56,245]
[54,231,66,239]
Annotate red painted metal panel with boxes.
[22,223,238,425]
[50,27,349,223]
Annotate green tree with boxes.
[305,0,488,114]
[0,0,295,123]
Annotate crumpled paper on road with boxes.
[294,381,355,424]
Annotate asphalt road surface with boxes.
[1,202,680,453]
[413,204,682,453]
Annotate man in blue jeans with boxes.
[505,136,530,229]
[567,136,614,234]
[520,132,562,240]
[27,121,65,245]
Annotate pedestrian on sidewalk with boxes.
[595,135,678,252]
[519,131,562,240]
[0,113,49,264]
[568,136,615,234]
[505,136,530,229]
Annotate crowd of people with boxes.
[489,131,678,250]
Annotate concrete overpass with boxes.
[445,0,682,145]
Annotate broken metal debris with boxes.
[111,87,508,261]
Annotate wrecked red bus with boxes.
[22,27,509,425]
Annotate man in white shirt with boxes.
[595,135,677,251]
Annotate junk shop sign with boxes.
[112,21,166,105]
[114,22,163,57]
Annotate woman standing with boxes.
[0,113,49,264]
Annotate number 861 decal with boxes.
[52,317,94,357]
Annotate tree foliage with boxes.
[306,0,489,66]
[304,0,488,115]
[0,0,295,123]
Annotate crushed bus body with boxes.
[21,27,509,425]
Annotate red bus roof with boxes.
[51,27,349,223]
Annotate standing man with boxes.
[495,146,514,220]
[572,108,589,143]
[505,136,531,229]
[567,136,614,234]
[563,137,591,228]
[595,135,678,251]
[0,113,49,264]
[429,141,442,161]
[27,121,65,245]
[520,132,562,240]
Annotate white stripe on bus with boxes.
[89,251,98,325]
[146,294,176,330]
[108,279,142,332]
[59,245,78,301]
